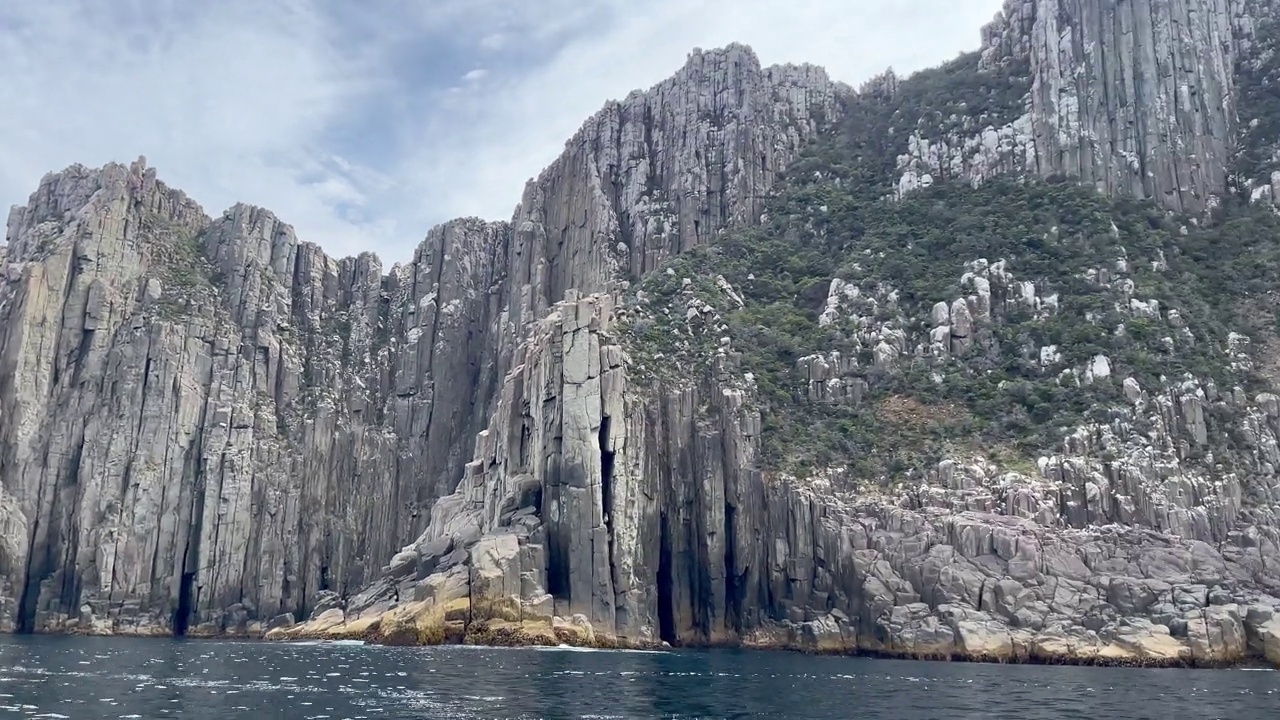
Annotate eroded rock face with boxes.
[500,43,841,349]
[0,159,512,636]
[304,1,1280,664]
[5,2,1280,668]
[898,0,1280,213]
[0,45,839,635]
[315,292,1280,665]
[300,292,761,645]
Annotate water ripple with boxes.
[0,636,1275,719]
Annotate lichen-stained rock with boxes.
[0,42,839,636]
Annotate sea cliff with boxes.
[3,0,1280,668]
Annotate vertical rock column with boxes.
[982,0,1242,212]
[544,293,617,627]
[0,159,212,633]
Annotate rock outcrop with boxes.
[289,291,763,645]
[4,0,1280,669]
[293,285,1280,666]
[278,0,1280,667]
[0,45,838,635]
[0,160,513,635]
[499,45,841,357]
[897,0,1280,213]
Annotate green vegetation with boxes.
[620,52,1280,483]
[135,211,222,319]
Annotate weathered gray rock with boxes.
[322,288,1280,666]
[0,45,838,635]
[499,43,841,356]
[310,591,344,618]
[1260,618,1280,664]
[899,0,1280,213]
[0,159,511,634]
[5,0,1280,670]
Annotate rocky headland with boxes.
[3,0,1280,669]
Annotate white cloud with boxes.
[480,33,509,50]
[386,0,1006,244]
[0,0,394,258]
[1,0,1006,264]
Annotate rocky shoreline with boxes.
[249,594,1280,670]
[17,591,1280,670]
[17,625,1278,670]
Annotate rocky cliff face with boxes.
[272,0,1280,668]
[312,291,766,645]
[5,0,1280,667]
[298,183,1280,664]
[1233,0,1280,204]
[0,161,513,635]
[499,46,840,359]
[0,45,838,635]
[898,0,1280,214]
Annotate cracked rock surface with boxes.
[290,0,1280,665]
[898,0,1280,214]
[4,1,1280,668]
[0,45,836,636]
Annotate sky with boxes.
[0,0,1006,263]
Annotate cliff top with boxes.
[4,42,850,284]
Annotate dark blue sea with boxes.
[0,635,1275,718]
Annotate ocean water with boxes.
[0,635,1275,719]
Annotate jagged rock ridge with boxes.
[0,45,838,635]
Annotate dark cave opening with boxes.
[545,499,569,599]
[173,571,196,637]
[14,538,44,634]
[599,416,615,537]
[656,514,676,644]
[15,445,81,634]
[724,502,739,631]
[171,447,208,638]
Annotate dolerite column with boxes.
[547,294,617,628]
